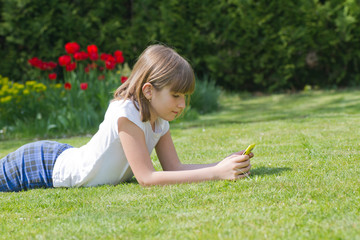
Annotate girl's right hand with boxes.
[214,153,252,181]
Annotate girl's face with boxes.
[149,85,186,123]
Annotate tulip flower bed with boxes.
[0,42,130,138]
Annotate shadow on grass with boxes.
[251,166,292,176]
[123,168,293,185]
[123,178,139,185]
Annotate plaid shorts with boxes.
[0,141,73,192]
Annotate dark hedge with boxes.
[1,0,359,91]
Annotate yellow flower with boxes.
[13,82,25,90]
[0,76,9,85]
[1,85,9,92]
[25,81,37,86]
[34,83,47,92]
[10,89,19,95]
[23,89,30,95]
[0,96,12,103]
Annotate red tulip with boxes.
[100,53,110,61]
[107,55,115,62]
[48,73,57,80]
[89,52,98,61]
[105,60,116,70]
[98,75,105,81]
[28,57,42,68]
[101,53,115,62]
[115,55,124,64]
[74,51,88,61]
[58,55,71,66]
[66,62,77,72]
[114,50,124,64]
[114,50,123,57]
[46,61,57,70]
[65,42,80,54]
[29,58,59,71]
[115,56,125,63]
[40,62,51,71]
[121,76,128,83]
[87,45,98,53]
[64,82,72,90]
[104,55,116,70]
[80,83,88,90]
[38,62,48,71]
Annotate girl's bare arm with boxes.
[118,118,251,186]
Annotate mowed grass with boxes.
[1,89,359,239]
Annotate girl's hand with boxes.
[214,152,253,181]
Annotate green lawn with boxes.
[1,89,360,239]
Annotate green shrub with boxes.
[1,0,360,92]
[190,76,221,114]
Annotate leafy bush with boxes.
[190,76,220,114]
[1,0,360,92]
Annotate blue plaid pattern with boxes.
[0,141,73,192]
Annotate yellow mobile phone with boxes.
[242,144,256,155]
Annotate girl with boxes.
[0,44,253,192]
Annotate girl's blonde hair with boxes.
[113,44,195,122]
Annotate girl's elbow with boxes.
[138,179,151,187]
[136,175,155,187]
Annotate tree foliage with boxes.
[1,0,359,91]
